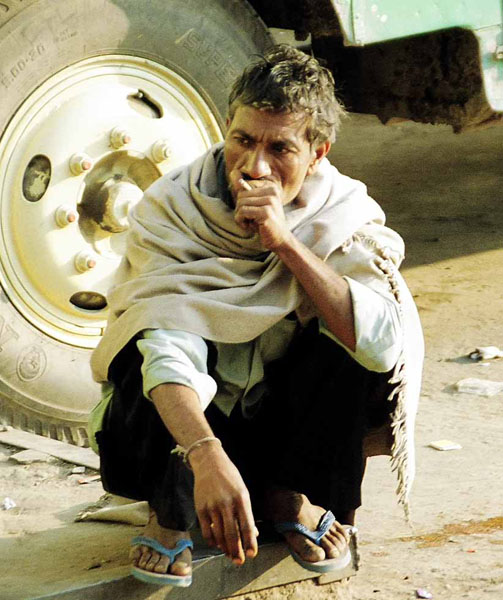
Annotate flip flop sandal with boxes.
[130,535,194,586]
[274,510,354,573]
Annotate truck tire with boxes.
[0,0,271,445]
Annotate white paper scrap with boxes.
[454,378,503,397]
[429,440,462,451]
[469,346,503,361]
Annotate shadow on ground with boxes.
[330,114,503,268]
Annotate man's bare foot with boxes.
[130,510,192,577]
[264,489,350,563]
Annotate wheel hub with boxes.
[96,179,143,233]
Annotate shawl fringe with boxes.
[353,233,412,521]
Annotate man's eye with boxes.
[272,144,289,154]
[236,136,251,146]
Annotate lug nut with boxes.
[110,127,132,149]
[69,153,93,175]
[75,251,98,273]
[151,140,171,163]
[55,205,78,228]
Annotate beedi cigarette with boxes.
[239,178,252,191]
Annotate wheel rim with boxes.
[0,55,223,348]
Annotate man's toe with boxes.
[288,534,325,562]
[129,545,142,563]
[322,535,341,558]
[145,552,161,572]
[321,529,350,559]
[332,528,350,551]
[153,554,171,574]
[169,548,192,577]
[137,547,152,569]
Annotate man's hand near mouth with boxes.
[233,177,293,251]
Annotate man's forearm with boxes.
[150,382,258,562]
[150,383,218,462]
[275,233,356,351]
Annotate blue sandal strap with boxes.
[131,536,193,564]
[274,510,335,546]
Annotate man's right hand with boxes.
[189,443,258,565]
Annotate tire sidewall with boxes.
[0,0,270,130]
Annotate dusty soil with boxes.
[1,114,502,600]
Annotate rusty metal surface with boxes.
[314,28,502,130]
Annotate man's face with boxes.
[224,105,328,205]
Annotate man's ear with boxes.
[307,140,331,176]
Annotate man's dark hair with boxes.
[228,45,345,145]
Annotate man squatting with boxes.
[89,45,423,587]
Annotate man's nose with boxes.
[242,148,271,179]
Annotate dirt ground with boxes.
[1,114,502,599]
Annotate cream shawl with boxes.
[90,143,423,513]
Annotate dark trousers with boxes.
[97,321,396,530]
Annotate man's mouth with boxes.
[239,177,273,189]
